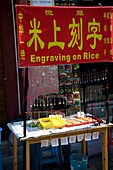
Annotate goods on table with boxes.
[28,120,40,127]
[65,116,97,127]
[27,114,102,129]
[39,115,66,129]
[39,117,54,129]
[49,115,66,128]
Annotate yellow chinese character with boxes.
[110,25,112,32]
[20,49,25,60]
[76,10,84,16]
[87,18,102,49]
[68,18,83,50]
[104,49,106,56]
[48,19,65,50]
[18,11,23,22]
[27,18,45,52]
[20,41,24,44]
[110,37,112,44]
[19,24,24,34]
[103,25,107,32]
[110,12,113,19]
[110,49,113,56]
[104,38,106,44]
[45,10,53,16]
[103,13,107,19]
[107,13,110,19]
[107,37,109,44]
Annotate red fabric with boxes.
[16,5,113,67]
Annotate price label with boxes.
[41,140,49,147]
[51,138,59,147]
[77,134,84,142]
[69,136,76,143]
[61,137,68,145]
[92,132,99,140]
[85,133,91,141]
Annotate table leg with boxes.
[26,140,30,170]
[82,139,86,155]
[102,127,108,170]
[13,134,17,170]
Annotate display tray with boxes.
[65,116,98,127]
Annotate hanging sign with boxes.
[16,5,113,67]
[31,0,54,6]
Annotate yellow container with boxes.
[39,117,54,129]
[52,118,65,128]
[49,115,65,128]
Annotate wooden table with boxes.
[8,123,109,170]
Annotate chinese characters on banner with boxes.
[16,6,113,67]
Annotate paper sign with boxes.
[41,139,49,147]
[77,134,84,142]
[92,132,99,140]
[32,0,54,6]
[69,136,76,143]
[85,133,91,141]
[51,138,59,147]
[61,137,68,145]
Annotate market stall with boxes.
[7,119,109,170]
[8,4,113,170]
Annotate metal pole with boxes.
[11,0,21,115]
[83,85,86,113]
[105,63,110,170]
[105,64,109,124]
[23,1,31,170]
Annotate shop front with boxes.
[7,5,113,170]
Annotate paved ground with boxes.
[1,132,113,170]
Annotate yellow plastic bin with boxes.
[39,117,54,129]
[0,127,3,170]
[70,153,88,170]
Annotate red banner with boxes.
[16,5,113,67]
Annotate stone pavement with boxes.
[1,132,113,170]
